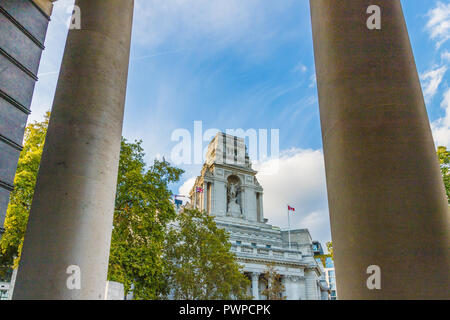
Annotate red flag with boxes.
[288,205,295,212]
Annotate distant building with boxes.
[313,241,337,300]
[0,268,16,300]
[188,133,330,300]
[0,282,10,300]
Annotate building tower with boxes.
[190,133,265,224]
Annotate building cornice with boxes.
[237,255,310,269]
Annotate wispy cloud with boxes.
[431,88,450,148]
[292,62,307,73]
[442,50,450,62]
[421,65,447,102]
[133,0,296,58]
[426,1,450,48]
[308,73,316,89]
[424,2,450,148]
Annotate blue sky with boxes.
[30,1,450,246]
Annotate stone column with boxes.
[251,273,259,300]
[298,276,306,300]
[259,193,264,222]
[310,0,450,299]
[13,0,134,299]
[203,182,208,212]
[281,275,287,299]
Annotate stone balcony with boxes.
[231,243,306,264]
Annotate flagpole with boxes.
[287,205,291,249]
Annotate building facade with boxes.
[0,0,54,235]
[189,133,330,300]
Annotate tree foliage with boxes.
[0,113,49,273]
[107,139,183,299]
[260,262,286,300]
[437,146,450,204]
[326,241,333,260]
[164,208,251,300]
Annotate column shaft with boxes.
[310,0,450,299]
[13,0,134,299]
[203,183,208,212]
[251,273,259,300]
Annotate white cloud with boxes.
[442,51,450,62]
[308,73,316,89]
[431,88,450,148]
[421,65,447,102]
[292,62,307,73]
[255,149,330,244]
[178,176,196,198]
[426,2,450,48]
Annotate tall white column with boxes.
[203,183,207,212]
[251,273,259,300]
[13,0,134,299]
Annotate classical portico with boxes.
[190,133,329,300]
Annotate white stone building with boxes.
[188,133,330,300]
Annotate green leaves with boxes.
[261,262,286,300]
[164,209,251,300]
[437,146,450,204]
[326,241,333,260]
[107,138,183,299]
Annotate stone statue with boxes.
[227,182,242,218]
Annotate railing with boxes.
[231,244,303,261]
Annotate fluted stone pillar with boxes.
[13,0,134,299]
[310,0,450,299]
[251,273,259,300]
[203,182,208,211]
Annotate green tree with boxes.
[107,139,183,299]
[165,208,251,300]
[437,146,450,204]
[326,241,333,260]
[0,113,49,274]
[261,262,286,300]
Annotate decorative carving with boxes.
[287,275,301,282]
[227,175,242,218]
[257,249,269,255]
[242,247,253,253]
